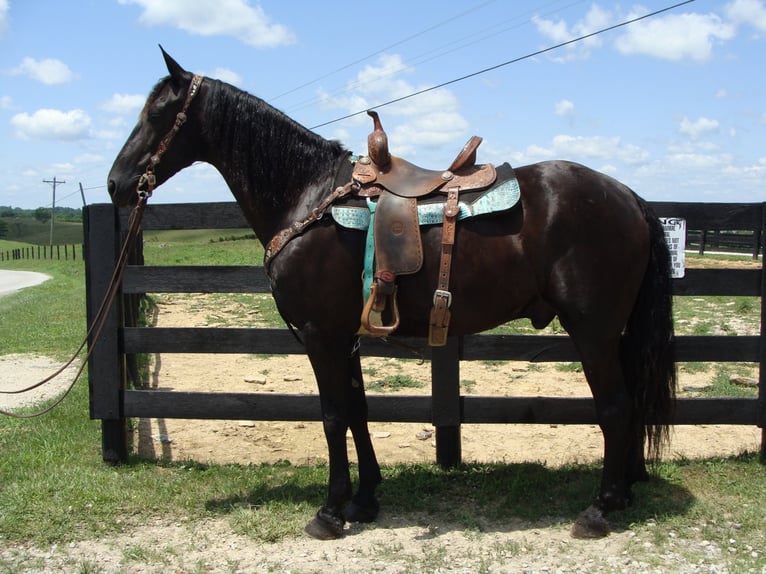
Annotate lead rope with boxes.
[0,192,150,418]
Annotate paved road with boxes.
[0,270,51,297]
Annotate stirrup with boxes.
[359,283,400,336]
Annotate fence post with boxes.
[431,336,462,468]
[759,203,766,462]
[84,204,128,463]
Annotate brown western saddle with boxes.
[353,111,497,346]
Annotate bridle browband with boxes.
[136,73,204,199]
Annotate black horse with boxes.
[108,49,675,539]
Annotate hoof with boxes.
[343,497,380,524]
[304,509,344,540]
[571,505,611,539]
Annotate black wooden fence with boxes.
[688,229,762,258]
[1,244,81,262]
[84,201,766,465]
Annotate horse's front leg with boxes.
[344,342,382,523]
[302,328,372,539]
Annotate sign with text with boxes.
[659,217,686,278]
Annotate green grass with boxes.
[142,229,262,265]
[0,256,86,360]
[0,216,83,245]
[693,365,760,398]
[366,374,425,392]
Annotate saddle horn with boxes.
[366,110,390,169]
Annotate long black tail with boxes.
[621,198,677,461]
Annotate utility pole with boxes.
[43,177,65,246]
[78,182,87,206]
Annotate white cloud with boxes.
[101,93,146,115]
[118,0,295,47]
[533,4,613,61]
[10,57,75,85]
[390,111,469,155]
[0,0,8,35]
[726,0,766,32]
[679,116,720,138]
[11,109,92,140]
[554,99,575,117]
[615,11,735,62]
[551,134,649,164]
[208,67,242,86]
[319,53,468,156]
[508,134,649,166]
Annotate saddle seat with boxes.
[353,139,495,198]
[352,111,497,345]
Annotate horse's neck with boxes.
[200,84,344,244]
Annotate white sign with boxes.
[660,217,686,278]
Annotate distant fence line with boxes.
[688,229,762,258]
[0,244,82,262]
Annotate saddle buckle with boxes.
[433,289,452,308]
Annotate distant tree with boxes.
[34,207,51,223]
[0,219,8,238]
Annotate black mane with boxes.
[199,78,347,210]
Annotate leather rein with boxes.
[0,75,203,418]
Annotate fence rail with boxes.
[1,244,81,262]
[84,201,766,465]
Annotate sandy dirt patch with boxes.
[0,354,81,413]
[132,294,761,468]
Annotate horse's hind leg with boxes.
[571,335,635,538]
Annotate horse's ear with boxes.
[159,45,187,83]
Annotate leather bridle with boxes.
[136,74,204,199]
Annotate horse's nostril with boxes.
[107,179,116,196]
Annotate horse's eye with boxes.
[147,108,162,121]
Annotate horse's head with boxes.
[108,47,204,207]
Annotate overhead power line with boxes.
[310,0,697,130]
[284,0,588,116]
[269,0,499,102]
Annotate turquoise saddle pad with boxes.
[331,163,520,231]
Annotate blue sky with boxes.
[0,0,764,210]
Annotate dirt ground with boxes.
[133,350,762,468]
[131,295,761,468]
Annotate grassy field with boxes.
[0,235,764,571]
[0,215,83,245]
